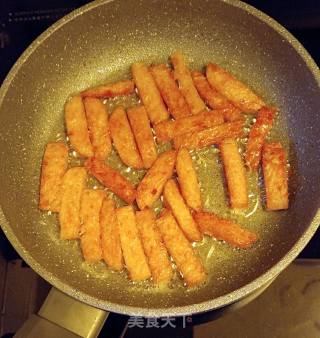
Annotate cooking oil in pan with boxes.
[53,94,292,296]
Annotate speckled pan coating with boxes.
[0,0,319,317]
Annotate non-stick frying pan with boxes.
[0,0,320,318]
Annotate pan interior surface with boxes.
[0,0,320,316]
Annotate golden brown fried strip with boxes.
[81,80,135,98]
[206,63,265,113]
[170,52,206,115]
[194,212,258,249]
[132,62,169,125]
[220,139,248,209]
[59,167,87,239]
[65,95,94,157]
[173,119,245,150]
[83,97,112,160]
[157,210,206,286]
[245,106,276,171]
[85,157,136,204]
[150,64,191,119]
[262,142,289,211]
[100,198,123,271]
[127,105,157,169]
[173,110,225,138]
[116,206,151,281]
[136,209,173,285]
[163,179,202,242]
[39,142,68,212]
[154,110,224,142]
[136,150,176,210]
[191,71,242,121]
[80,189,105,262]
[176,148,202,212]
[109,106,143,169]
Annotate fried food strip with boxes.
[80,189,105,262]
[194,212,258,249]
[81,80,134,98]
[136,209,173,284]
[85,157,136,204]
[220,139,248,209]
[206,63,265,113]
[163,179,202,242]
[136,150,176,210]
[176,148,202,212]
[157,210,206,286]
[245,106,276,171]
[262,142,289,210]
[132,62,169,125]
[39,142,68,212]
[170,52,206,115]
[191,71,242,121]
[109,106,143,169]
[59,167,87,239]
[65,95,94,157]
[173,119,245,150]
[150,64,191,119]
[100,198,123,271]
[116,206,151,281]
[83,97,112,160]
[127,105,157,169]
[154,110,224,142]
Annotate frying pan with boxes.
[0,0,320,319]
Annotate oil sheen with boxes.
[55,91,292,296]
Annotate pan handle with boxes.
[14,288,128,338]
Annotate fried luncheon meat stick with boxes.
[80,189,105,262]
[59,167,87,239]
[100,198,123,271]
[81,80,134,98]
[176,147,202,212]
[171,52,206,115]
[85,157,136,204]
[220,138,248,209]
[116,206,151,281]
[262,142,289,211]
[39,142,68,212]
[194,212,258,249]
[206,63,265,113]
[154,110,224,142]
[150,63,191,119]
[83,97,112,160]
[127,105,158,169]
[136,209,173,285]
[65,95,93,158]
[109,106,143,169]
[245,106,276,171]
[132,62,169,125]
[157,210,206,286]
[136,150,176,210]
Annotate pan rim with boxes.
[0,0,320,317]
